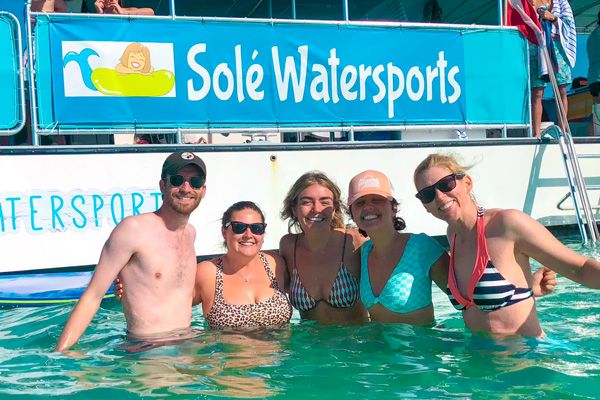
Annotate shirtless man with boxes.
[55,151,207,352]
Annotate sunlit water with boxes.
[1,235,600,399]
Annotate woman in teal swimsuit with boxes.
[280,171,369,324]
[413,153,600,337]
[347,170,449,325]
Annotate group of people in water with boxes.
[55,150,600,352]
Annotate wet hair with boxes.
[120,43,152,74]
[413,153,472,182]
[222,201,265,228]
[348,198,406,237]
[280,171,345,233]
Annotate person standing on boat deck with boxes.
[413,153,600,337]
[31,0,68,12]
[193,201,292,329]
[94,0,155,15]
[279,172,368,324]
[346,170,449,325]
[529,0,576,137]
[587,10,600,135]
[55,151,207,352]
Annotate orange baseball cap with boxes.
[347,170,394,206]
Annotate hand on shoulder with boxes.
[346,227,368,250]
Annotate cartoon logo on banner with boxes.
[62,41,176,97]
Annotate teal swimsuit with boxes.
[360,233,445,313]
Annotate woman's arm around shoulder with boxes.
[499,209,600,289]
[429,252,450,291]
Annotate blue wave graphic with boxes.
[63,48,100,91]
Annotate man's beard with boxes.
[164,192,201,215]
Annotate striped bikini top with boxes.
[289,233,359,312]
[447,208,533,312]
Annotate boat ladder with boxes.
[547,125,600,243]
[538,34,599,244]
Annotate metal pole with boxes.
[540,35,600,242]
[25,1,40,146]
[343,0,349,21]
[169,0,176,18]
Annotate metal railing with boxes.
[542,47,600,243]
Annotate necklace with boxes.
[222,256,252,283]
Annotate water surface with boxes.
[1,237,599,399]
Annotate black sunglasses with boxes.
[167,174,204,189]
[415,173,465,204]
[225,221,267,235]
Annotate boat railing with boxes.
[0,2,538,145]
[542,42,600,243]
[0,11,26,137]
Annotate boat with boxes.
[0,0,599,305]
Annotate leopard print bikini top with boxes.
[205,252,292,329]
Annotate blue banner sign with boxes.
[37,15,529,129]
[0,12,21,131]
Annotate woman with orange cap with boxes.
[347,170,449,325]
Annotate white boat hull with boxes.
[1,139,599,275]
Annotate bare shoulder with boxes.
[262,251,286,267]
[262,251,289,289]
[105,214,153,248]
[197,258,218,275]
[278,233,297,259]
[194,258,218,304]
[184,222,197,241]
[279,233,296,250]
[114,212,159,233]
[262,251,287,277]
[485,208,537,237]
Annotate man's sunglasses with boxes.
[167,174,204,189]
[415,173,465,204]
[225,221,267,235]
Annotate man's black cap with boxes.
[161,151,207,180]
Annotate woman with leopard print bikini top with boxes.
[205,252,292,329]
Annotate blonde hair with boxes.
[120,43,152,73]
[413,153,472,181]
[414,153,480,205]
[280,171,345,233]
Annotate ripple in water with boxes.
[0,234,599,398]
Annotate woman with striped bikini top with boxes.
[289,233,359,311]
[412,154,595,337]
[279,171,368,324]
[446,208,534,311]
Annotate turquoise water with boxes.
[1,236,600,399]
